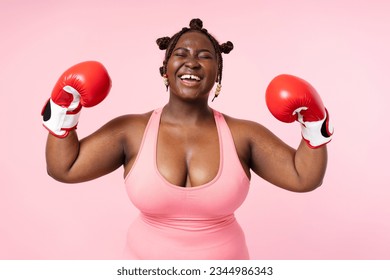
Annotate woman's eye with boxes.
[199,53,213,59]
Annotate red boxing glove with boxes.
[42,61,111,137]
[265,74,333,148]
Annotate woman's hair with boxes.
[156,18,234,87]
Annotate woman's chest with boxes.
[157,123,221,188]
[123,112,252,187]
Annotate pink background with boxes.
[1,0,389,259]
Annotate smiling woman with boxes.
[157,19,233,102]
[167,32,218,102]
[43,18,332,260]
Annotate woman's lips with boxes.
[179,74,202,87]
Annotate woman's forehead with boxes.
[175,31,215,51]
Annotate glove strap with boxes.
[301,108,333,148]
[42,99,81,138]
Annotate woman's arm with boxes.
[247,123,327,192]
[45,117,126,183]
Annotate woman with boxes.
[42,19,333,259]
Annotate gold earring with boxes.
[211,83,221,102]
[162,74,169,91]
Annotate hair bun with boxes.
[156,36,171,50]
[189,18,203,30]
[219,41,234,54]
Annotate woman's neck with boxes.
[162,99,213,126]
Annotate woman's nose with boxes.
[184,56,200,68]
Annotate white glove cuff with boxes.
[301,110,333,148]
[42,99,81,138]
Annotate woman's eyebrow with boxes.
[173,47,214,55]
[198,48,214,54]
[173,47,189,52]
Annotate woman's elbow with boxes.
[46,166,74,183]
[296,179,323,193]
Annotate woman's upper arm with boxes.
[69,117,127,182]
[46,114,141,183]
[247,120,328,192]
[244,121,304,191]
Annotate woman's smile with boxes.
[179,74,202,87]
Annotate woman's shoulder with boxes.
[220,111,280,147]
[220,112,282,155]
[96,110,154,138]
[221,112,269,134]
[109,110,154,126]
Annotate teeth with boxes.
[180,74,200,81]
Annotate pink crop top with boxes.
[123,108,251,259]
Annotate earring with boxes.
[162,74,169,91]
[211,83,222,102]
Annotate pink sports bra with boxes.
[123,108,251,259]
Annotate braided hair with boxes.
[156,18,233,99]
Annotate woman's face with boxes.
[166,31,218,101]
